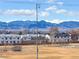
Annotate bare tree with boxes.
[48,27,59,43]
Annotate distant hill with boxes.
[58,21,79,28]
[0,20,79,29]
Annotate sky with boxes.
[0,0,79,23]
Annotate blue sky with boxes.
[0,0,79,23]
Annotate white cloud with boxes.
[56,2,64,6]
[46,19,79,24]
[1,9,36,16]
[45,5,79,18]
[45,6,67,15]
[0,9,50,17]
[48,0,56,3]
[56,9,67,14]
[55,8,79,17]
[45,5,69,16]
[46,19,65,24]
[47,0,64,6]
[40,11,49,17]
[0,0,33,2]
[66,11,79,17]
[45,6,57,11]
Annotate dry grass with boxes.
[0,44,79,59]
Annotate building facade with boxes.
[50,32,71,43]
[0,34,50,45]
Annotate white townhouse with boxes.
[0,34,31,45]
[51,32,71,43]
[0,34,50,45]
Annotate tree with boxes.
[48,27,59,43]
[70,30,78,42]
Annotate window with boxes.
[2,37,4,39]
[6,41,8,43]
[1,41,4,44]
[13,41,16,44]
[5,37,7,40]
[10,37,12,40]
[17,41,19,43]
[10,41,12,43]
[17,37,19,40]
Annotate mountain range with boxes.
[0,20,79,29]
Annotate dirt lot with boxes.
[0,44,79,59]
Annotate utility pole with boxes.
[36,3,40,59]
